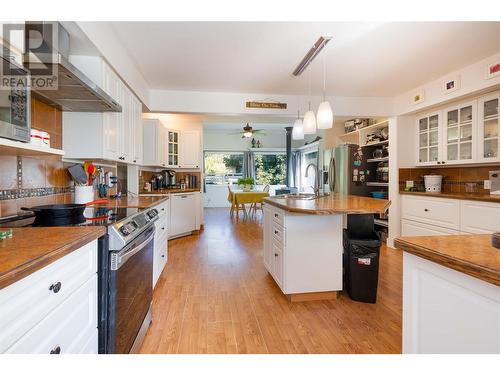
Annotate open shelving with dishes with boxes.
[338,119,389,147]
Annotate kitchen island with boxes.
[395,235,500,354]
[262,194,390,302]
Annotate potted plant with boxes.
[237,177,255,192]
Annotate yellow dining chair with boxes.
[252,184,270,213]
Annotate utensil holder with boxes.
[75,185,94,204]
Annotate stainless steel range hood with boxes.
[23,22,122,112]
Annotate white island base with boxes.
[403,253,500,354]
[263,205,343,301]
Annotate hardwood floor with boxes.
[140,208,402,354]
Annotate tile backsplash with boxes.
[399,165,500,193]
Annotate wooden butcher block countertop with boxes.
[395,235,500,286]
[400,190,500,203]
[93,195,170,209]
[263,194,390,215]
[0,226,106,289]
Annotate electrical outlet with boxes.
[406,180,414,188]
[484,180,491,190]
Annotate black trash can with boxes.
[343,228,381,303]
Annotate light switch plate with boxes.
[484,180,491,190]
[406,180,414,188]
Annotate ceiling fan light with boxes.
[303,110,317,134]
[243,131,253,138]
[292,118,304,140]
[317,101,333,129]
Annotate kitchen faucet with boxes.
[305,163,320,197]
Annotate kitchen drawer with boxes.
[272,221,285,245]
[5,275,98,354]
[401,219,461,237]
[155,199,170,218]
[401,195,460,230]
[0,240,97,353]
[155,216,168,239]
[271,207,285,227]
[460,200,500,234]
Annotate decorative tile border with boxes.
[0,187,74,201]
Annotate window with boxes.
[204,152,243,185]
[254,152,287,185]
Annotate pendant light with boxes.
[303,69,317,135]
[317,52,333,129]
[292,110,304,140]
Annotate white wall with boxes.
[149,89,395,117]
[394,52,500,115]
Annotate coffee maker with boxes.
[166,170,176,187]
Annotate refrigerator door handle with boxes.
[329,156,335,193]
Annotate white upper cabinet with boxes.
[179,130,201,169]
[416,111,442,166]
[478,91,500,163]
[443,101,476,164]
[143,125,201,169]
[167,130,179,168]
[142,119,167,168]
[63,60,143,165]
[413,94,500,166]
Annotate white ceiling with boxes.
[109,22,500,97]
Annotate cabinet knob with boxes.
[274,213,278,218]
[274,253,278,257]
[424,208,429,212]
[161,255,165,258]
[133,160,137,163]
[274,230,278,234]
[49,281,62,293]
[161,227,165,230]
[50,346,61,354]
[442,161,446,164]
[161,208,165,211]
[437,161,441,164]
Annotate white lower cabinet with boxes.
[403,252,500,353]
[170,193,197,238]
[460,200,500,234]
[6,275,98,354]
[401,194,500,236]
[401,219,460,236]
[152,198,169,288]
[263,205,343,295]
[0,240,98,353]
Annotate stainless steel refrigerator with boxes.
[323,143,370,196]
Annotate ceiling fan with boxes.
[233,123,266,138]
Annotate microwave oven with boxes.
[0,55,31,142]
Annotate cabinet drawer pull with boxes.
[49,281,62,293]
[274,230,278,234]
[50,346,61,354]
[161,227,165,230]
[424,208,429,212]
[274,253,278,257]
[161,208,165,211]
[180,195,188,198]
[161,254,165,258]
[274,213,279,218]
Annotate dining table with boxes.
[230,189,270,221]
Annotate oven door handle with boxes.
[116,231,155,269]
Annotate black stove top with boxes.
[0,207,141,228]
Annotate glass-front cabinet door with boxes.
[416,112,441,166]
[443,101,476,164]
[167,130,179,167]
[478,92,500,162]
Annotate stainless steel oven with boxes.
[108,223,155,354]
[0,55,31,142]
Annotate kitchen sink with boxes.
[279,193,318,200]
